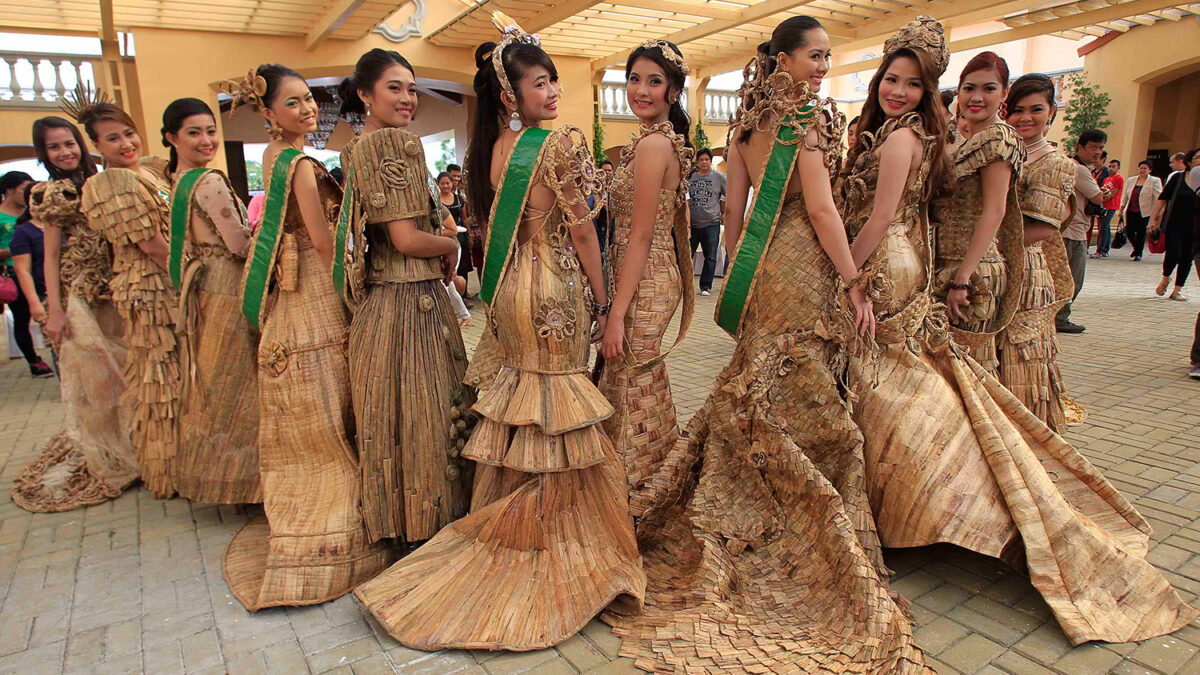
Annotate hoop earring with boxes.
[509,110,522,132]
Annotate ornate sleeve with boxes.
[951,121,1025,182]
[539,126,603,229]
[1021,154,1076,227]
[347,128,432,224]
[30,179,84,229]
[81,168,164,244]
[194,171,251,257]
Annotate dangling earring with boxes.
[365,102,372,117]
[998,101,1008,119]
[509,110,522,132]
[266,119,283,141]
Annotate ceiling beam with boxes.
[591,0,816,71]
[527,0,608,32]
[613,0,742,20]
[306,0,369,49]
[827,0,1188,76]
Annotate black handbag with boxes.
[1112,228,1128,249]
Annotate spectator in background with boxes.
[6,180,53,377]
[1120,160,1161,261]
[846,115,860,154]
[328,166,345,187]
[246,192,265,231]
[939,89,955,125]
[687,148,725,296]
[1057,129,1111,334]
[0,170,32,272]
[1150,148,1198,301]
[1094,158,1123,258]
[1168,152,1186,182]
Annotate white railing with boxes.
[0,52,98,109]
[704,91,737,124]
[598,83,737,126]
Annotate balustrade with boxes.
[598,82,737,126]
[0,52,97,109]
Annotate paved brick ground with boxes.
[2,252,1200,674]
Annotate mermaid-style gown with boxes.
[606,103,930,673]
[842,113,1196,645]
[598,122,694,514]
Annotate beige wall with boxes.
[1083,19,1200,168]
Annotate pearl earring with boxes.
[509,110,522,132]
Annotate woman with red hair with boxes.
[931,51,1025,378]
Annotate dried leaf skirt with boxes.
[349,278,472,543]
[598,245,681,516]
[935,242,1006,377]
[115,268,181,499]
[11,294,137,512]
[997,243,1073,434]
[854,235,1197,643]
[224,243,390,610]
[175,255,261,504]
[356,228,644,652]
[606,196,929,673]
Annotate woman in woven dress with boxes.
[597,40,694,514]
[355,14,643,651]
[995,75,1084,433]
[11,114,136,512]
[606,17,936,673]
[334,48,473,545]
[931,51,1025,378]
[163,97,261,504]
[221,64,389,611]
[840,17,1196,645]
[75,98,180,500]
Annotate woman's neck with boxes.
[276,131,305,152]
[638,111,670,128]
[0,200,21,216]
[175,157,209,175]
[1022,133,1049,153]
[964,113,999,139]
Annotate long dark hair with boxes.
[739,16,824,143]
[849,47,949,200]
[1004,73,1057,127]
[338,48,415,116]
[255,63,304,109]
[465,40,559,224]
[32,116,97,188]
[625,42,692,150]
[161,97,215,177]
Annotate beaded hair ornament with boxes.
[486,11,541,102]
[637,39,689,76]
[883,16,949,78]
[60,81,112,123]
[219,68,269,115]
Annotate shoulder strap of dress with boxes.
[240,148,303,330]
[168,168,211,290]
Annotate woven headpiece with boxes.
[60,81,112,123]
[219,68,269,115]
[487,11,541,99]
[638,39,689,75]
[883,16,949,77]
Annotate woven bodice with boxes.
[609,123,692,255]
[80,162,172,306]
[932,122,1024,263]
[30,179,113,304]
[1017,145,1074,228]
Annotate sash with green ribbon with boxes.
[478,127,552,305]
[332,165,355,305]
[241,148,303,330]
[715,108,815,337]
[167,168,209,290]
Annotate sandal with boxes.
[1169,291,1188,301]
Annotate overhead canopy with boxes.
[0,0,414,47]
[427,0,1200,76]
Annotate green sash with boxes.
[715,109,814,337]
[479,127,551,305]
[241,148,303,330]
[168,168,209,290]
[332,165,355,305]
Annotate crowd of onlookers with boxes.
[0,170,54,378]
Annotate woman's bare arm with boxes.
[951,160,1011,285]
[848,128,918,268]
[722,141,750,258]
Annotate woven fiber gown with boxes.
[598,122,694,514]
[340,128,472,543]
[223,153,389,610]
[356,126,644,651]
[841,113,1197,645]
[606,77,930,673]
[170,169,261,504]
[80,158,180,499]
[931,122,1026,377]
[997,143,1082,433]
[11,179,136,512]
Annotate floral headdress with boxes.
[883,16,949,77]
[486,11,541,100]
[637,39,689,75]
[219,68,269,115]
